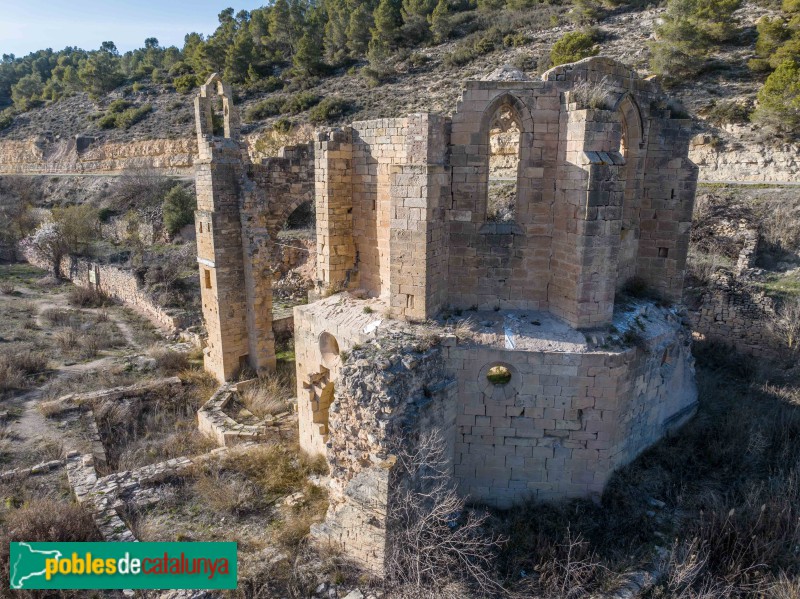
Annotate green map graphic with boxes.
[10,543,62,589]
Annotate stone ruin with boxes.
[192,59,699,573]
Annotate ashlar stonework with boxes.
[193,58,699,575]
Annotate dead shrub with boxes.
[149,346,190,374]
[54,328,80,351]
[0,499,100,594]
[1,281,16,295]
[769,298,800,352]
[41,307,78,327]
[193,465,260,516]
[240,374,292,418]
[0,350,48,394]
[67,285,110,308]
[386,429,503,596]
[571,76,613,110]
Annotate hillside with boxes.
[0,2,798,181]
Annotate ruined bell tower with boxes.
[193,73,276,381]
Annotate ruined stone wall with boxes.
[444,58,695,328]
[315,130,356,294]
[447,80,556,314]
[307,308,458,575]
[23,250,192,331]
[351,119,408,299]
[293,295,384,456]
[388,113,451,320]
[253,144,315,237]
[687,272,782,357]
[448,310,696,507]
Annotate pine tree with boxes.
[224,29,255,83]
[429,0,452,43]
[324,0,350,65]
[269,0,295,59]
[370,0,401,58]
[347,3,374,57]
[294,30,324,76]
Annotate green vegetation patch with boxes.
[756,272,800,300]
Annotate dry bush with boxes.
[192,465,260,516]
[453,317,475,341]
[761,201,800,254]
[191,444,329,532]
[98,384,212,471]
[571,76,613,110]
[0,499,100,595]
[148,346,190,374]
[0,349,48,394]
[220,444,327,501]
[770,299,800,352]
[1,281,16,295]
[54,328,79,351]
[240,373,292,418]
[179,368,218,404]
[386,429,503,596]
[67,285,110,308]
[274,483,329,550]
[112,168,173,210]
[41,307,76,327]
[767,574,800,599]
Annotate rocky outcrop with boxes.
[690,133,800,183]
[0,136,196,174]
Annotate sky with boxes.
[0,0,267,57]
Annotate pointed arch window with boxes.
[486,104,521,223]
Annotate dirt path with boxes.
[4,292,145,465]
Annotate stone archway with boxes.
[615,94,646,290]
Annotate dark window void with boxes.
[204,269,212,289]
[487,105,521,223]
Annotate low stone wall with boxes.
[687,272,781,357]
[0,458,64,482]
[23,250,193,332]
[67,447,234,542]
[197,381,294,447]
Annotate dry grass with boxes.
[190,443,328,537]
[67,285,111,308]
[0,349,49,396]
[41,307,125,360]
[97,381,216,472]
[148,345,190,374]
[0,498,101,596]
[240,373,292,418]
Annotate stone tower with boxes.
[194,73,276,381]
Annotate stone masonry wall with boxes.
[449,307,696,508]
[23,250,192,331]
[351,119,408,300]
[310,312,458,575]
[687,271,782,357]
